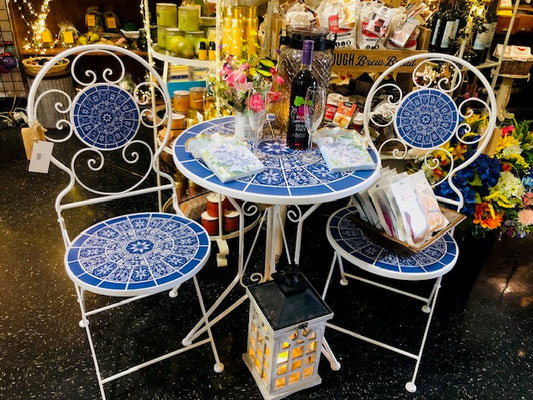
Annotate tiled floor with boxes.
[0,118,531,400]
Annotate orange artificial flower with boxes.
[501,163,512,172]
[473,202,504,230]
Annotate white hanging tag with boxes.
[29,140,54,173]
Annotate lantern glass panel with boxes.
[277,364,287,375]
[305,354,315,365]
[307,342,317,354]
[275,377,286,390]
[278,351,289,363]
[289,372,300,384]
[291,359,302,370]
[292,346,304,358]
[303,366,313,378]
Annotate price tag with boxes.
[41,30,52,43]
[106,17,117,29]
[29,141,54,173]
[87,14,96,27]
[63,31,74,44]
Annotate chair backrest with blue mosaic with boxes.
[363,53,497,212]
[26,44,176,245]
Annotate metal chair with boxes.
[321,53,497,392]
[26,44,223,399]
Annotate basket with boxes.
[23,57,70,77]
[499,60,533,76]
[350,206,466,256]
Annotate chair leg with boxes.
[422,277,440,314]
[75,284,107,400]
[322,252,339,300]
[405,276,443,393]
[193,276,224,373]
[337,253,349,286]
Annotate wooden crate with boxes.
[331,49,425,78]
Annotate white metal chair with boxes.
[26,44,223,399]
[321,53,497,392]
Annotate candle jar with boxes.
[201,211,219,236]
[156,3,178,27]
[178,6,201,32]
[173,90,190,113]
[189,87,206,110]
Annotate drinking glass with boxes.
[247,88,269,154]
[303,86,327,162]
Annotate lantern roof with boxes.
[248,272,332,330]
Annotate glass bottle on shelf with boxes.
[472,0,498,65]
[429,0,448,52]
[438,0,458,53]
[286,40,319,150]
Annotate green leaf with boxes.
[259,59,275,69]
[294,96,305,107]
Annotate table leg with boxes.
[264,204,281,281]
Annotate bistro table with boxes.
[172,116,381,354]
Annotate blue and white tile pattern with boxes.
[71,84,140,150]
[394,88,458,149]
[66,213,210,295]
[174,117,380,204]
[328,207,458,280]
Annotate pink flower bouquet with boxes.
[211,55,284,113]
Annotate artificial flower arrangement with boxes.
[209,55,285,114]
[412,118,533,239]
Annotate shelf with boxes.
[19,47,148,57]
[150,45,215,68]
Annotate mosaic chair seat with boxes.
[26,44,223,399]
[321,53,497,392]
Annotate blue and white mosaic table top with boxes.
[71,84,140,150]
[173,117,381,205]
[327,207,458,281]
[394,88,458,149]
[65,213,210,296]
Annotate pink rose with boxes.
[268,90,280,103]
[248,93,265,112]
[518,209,533,226]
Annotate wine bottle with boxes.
[451,0,468,55]
[286,40,319,150]
[472,0,498,65]
[438,0,458,53]
[429,1,447,52]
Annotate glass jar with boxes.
[178,6,201,32]
[156,3,178,27]
[165,27,183,50]
[173,90,190,113]
[189,87,206,110]
[184,31,205,51]
[275,27,335,134]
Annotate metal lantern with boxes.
[243,273,333,400]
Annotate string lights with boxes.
[13,0,54,49]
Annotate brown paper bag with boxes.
[21,124,46,160]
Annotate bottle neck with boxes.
[302,51,313,71]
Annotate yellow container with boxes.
[173,90,190,113]
[178,6,200,32]
[189,87,206,110]
[156,3,178,27]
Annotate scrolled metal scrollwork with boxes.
[70,49,125,86]
[34,89,74,142]
[412,58,462,93]
[71,139,154,196]
[369,83,403,128]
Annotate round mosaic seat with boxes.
[326,207,459,281]
[66,213,210,296]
